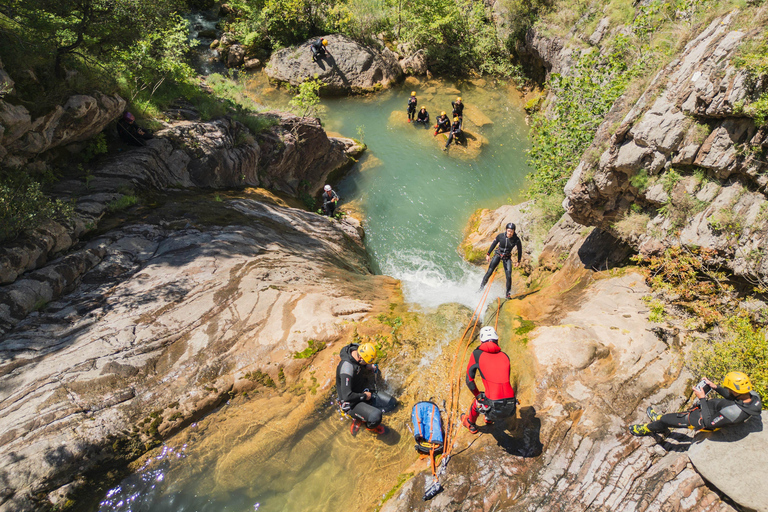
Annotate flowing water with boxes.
[98,74,532,512]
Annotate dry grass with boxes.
[613,210,650,239]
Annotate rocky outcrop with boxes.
[520,26,579,81]
[0,92,125,168]
[0,195,396,512]
[265,34,403,94]
[399,50,428,76]
[564,15,768,281]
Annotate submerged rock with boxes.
[265,34,403,95]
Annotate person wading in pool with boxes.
[407,91,418,122]
[479,223,522,299]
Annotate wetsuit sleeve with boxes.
[338,362,365,404]
[332,190,339,201]
[713,385,731,398]
[465,351,480,397]
[515,237,522,263]
[487,235,500,256]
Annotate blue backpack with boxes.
[412,401,444,454]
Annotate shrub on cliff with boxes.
[0,172,74,242]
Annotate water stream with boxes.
[97,73,532,511]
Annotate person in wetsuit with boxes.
[322,184,339,216]
[479,222,522,299]
[407,91,418,122]
[443,117,463,149]
[415,106,430,127]
[336,342,390,435]
[434,111,450,135]
[311,38,330,62]
[451,97,464,121]
[461,326,516,433]
[117,112,153,146]
[630,371,762,436]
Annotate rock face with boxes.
[399,49,428,75]
[563,14,768,281]
[265,34,403,94]
[0,194,396,512]
[688,411,767,512]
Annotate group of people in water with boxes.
[406,91,466,150]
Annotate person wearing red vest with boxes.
[461,326,517,434]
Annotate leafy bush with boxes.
[0,172,74,242]
[290,78,324,118]
[107,195,139,213]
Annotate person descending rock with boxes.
[415,106,430,127]
[117,112,153,146]
[443,116,463,150]
[336,342,392,435]
[434,111,450,136]
[311,38,330,63]
[322,184,339,216]
[451,97,464,122]
[629,371,762,436]
[479,222,522,299]
[461,326,517,434]
[407,91,418,122]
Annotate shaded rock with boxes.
[198,28,217,39]
[688,412,767,512]
[243,57,261,70]
[226,44,245,68]
[400,49,428,75]
[265,34,403,95]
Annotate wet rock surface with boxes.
[265,34,403,94]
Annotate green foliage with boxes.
[293,339,327,358]
[689,315,768,407]
[289,78,324,118]
[244,370,276,387]
[642,296,666,323]
[660,169,682,194]
[107,194,139,213]
[0,171,74,242]
[734,29,768,126]
[81,133,108,162]
[630,169,650,191]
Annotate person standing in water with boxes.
[479,223,522,299]
[407,91,418,122]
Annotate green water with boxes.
[97,77,531,512]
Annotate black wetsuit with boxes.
[434,115,450,135]
[480,232,522,296]
[322,189,339,216]
[117,119,153,146]
[407,96,418,121]
[336,343,382,428]
[311,39,328,61]
[648,387,762,432]
[445,119,463,148]
[451,101,464,119]
[415,109,430,126]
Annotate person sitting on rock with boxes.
[407,91,418,122]
[434,111,450,136]
[117,112,153,146]
[630,371,762,436]
[479,222,522,299]
[322,184,339,216]
[462,326,517,434]
[336,342,392,435]
[451,96,464,122]
[443,116,464,150]
[311,38,330,63]
[415,106,430,127]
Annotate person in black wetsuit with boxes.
[451,97,464,121]
[310,38,330,63]
[117,112,153,146]
[443,117,463,150]
[415,106,430,127]
[407,91,418,122]
[434,111,450,135]
[479,222,522,299]
[322,184,339,216]
[336,342,392,435]
[630,372,762,436]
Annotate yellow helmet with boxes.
[453,117,459,122]
[441,111,446,116]
[322,39,328,46]
[457,96,462,101]
[357,342,377,364]
[722,371,753,395]
[411,91,416,96]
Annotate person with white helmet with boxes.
[461,326,517,434]
[629,371,762,436]
[321,184,339,216]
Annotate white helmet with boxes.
[479,326,498,342]
[324,185,332,191]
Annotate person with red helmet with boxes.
[461,326,517,434]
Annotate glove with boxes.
[371,364,379,374]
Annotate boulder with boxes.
[399,49,428,75]
[265,34,403,95]
[226,44,246,67]
[688,412,768,512]
[244,57,261,70]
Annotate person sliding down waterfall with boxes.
[479,223,522,299]
[407,91,418,122]
[336,342,396,435]
[461,326,517,434]
[415,106,430,127]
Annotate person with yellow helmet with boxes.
[434,111,450,136]
[451,96,464,121]
[630,371,762,436]
[407,91,418,122]
[336,341,396,435]
[310,38,331,63]
[443,116,464,150]
[415,106,430,127]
